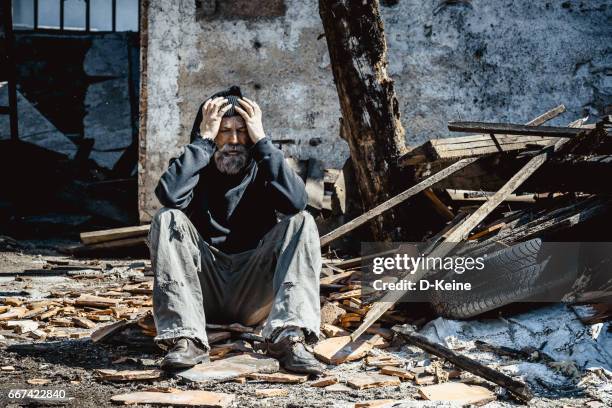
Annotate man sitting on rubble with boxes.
[148,86,324,375]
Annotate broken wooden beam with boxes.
[448,121,583,138]
[319,158,478,246]
[80,225,150,245]
[400,105,566,163]
[393,326,533,402]
[351,136,572,341]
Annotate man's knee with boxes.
[152,207,188,227]
[149,207,194,245]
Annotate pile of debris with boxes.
[1,107,611,406]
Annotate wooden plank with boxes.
[431,135,555,150]
[423,105,565,160]
[313,335,380,365]
[380,366,415,380]
[423,188,454,220]
[431,104,565,148]
[75,294,120,308]
[320,158,478,246]
[320,270,354,285]
[110,390,235,406]
[76,236,147,251]
[418,382,496,405]
[310,376,338,387]
[80,225,150,245]
[394,326,532,402]
[95,369,162,381]
[347,373,401,389]
[246,372,308,384]
[526,104,566,126]
[448,121,582,138]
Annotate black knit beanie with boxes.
[190,85,244,142]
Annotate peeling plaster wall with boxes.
[141,0,611,221]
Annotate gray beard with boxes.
[214,144,249,175]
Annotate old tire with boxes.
[429,239,575,319]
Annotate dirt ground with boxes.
[0,242,608,407]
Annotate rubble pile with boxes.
[1,110,611,406]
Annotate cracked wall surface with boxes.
[140,0,611,221]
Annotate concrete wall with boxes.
[140,0,611,221]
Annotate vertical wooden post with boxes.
[319,0,407,241]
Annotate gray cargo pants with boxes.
[147,208,322,351]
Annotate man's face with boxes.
[215,116,249,148]
[213,115,251,175]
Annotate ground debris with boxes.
[110,389,235,407]
[418,382,496,405]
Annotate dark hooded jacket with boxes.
[155,89,307,254]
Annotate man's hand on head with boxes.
[199,97,231,140]
[235,98,266,144]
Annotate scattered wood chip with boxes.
[38,307,60,321]
[310,376,338,387]
[321,323,349,338]
[380,366,415,381]
[29,329,47,340]
[72,316,97,329]
[354,399,398,408]
[6,320,39,334]
[1,366,16,371]
[3,297,23,306]
[329,289,361,301]
[418,382,496,405]
[0,307,27,321]
[347,373,401,390]
[324,383,353,392]
[91,320,130,343]
[177,353,279,384]
[365,355,402,368]
[320,271,354,285]
[320,302,346,325]
[110,390,235,406]
[313,335,381,364]
[414,375,436,385]
[247,372,308,384]
[255,388,288,398]
[75,294,119,308]
[27,378,51,385]
[88,314,112,322]
[49,317,74,327]
[95,369,163,382]
[22,306,48,319]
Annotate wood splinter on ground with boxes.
[110,390,235,407]
[418,382,497,405]
[255,388,289,398]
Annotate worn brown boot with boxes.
[161,338,209,370]
[266,328,325,376]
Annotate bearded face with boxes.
[214,143,249,175]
